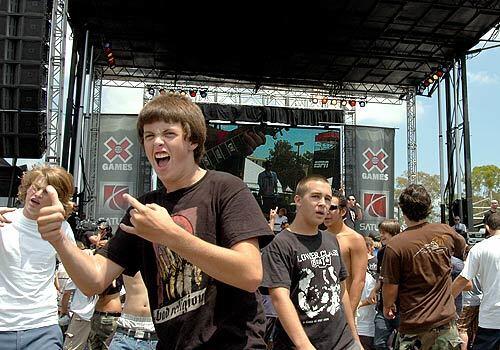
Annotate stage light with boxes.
[180,90,187,95]
[424,80,430,87]
[427,77,434,84]
[436,70,444,77]
[312,97,318,104]
[189,89,197,98]
[432,73,439,80]
[341,100,348,107]
[147,87,155,96]
[331,99,338,106]
[321,96,328,105]
[349,100,356,107]
[169,89,175,93]
[359,101,366,107]
[199,89,208,98]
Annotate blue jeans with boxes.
[0,324,63,350]
[473,327,500,350]
[109,332,158,350]
[373,311,400,350]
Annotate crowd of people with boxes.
[0,93,499,350]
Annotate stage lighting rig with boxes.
[199,89,208,98]
[189,89,197,98]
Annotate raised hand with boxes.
[269,206,278,221]
[0,207,15,227]
[119,194,178,245]
[37,185,66,245]
[241,129,266,155]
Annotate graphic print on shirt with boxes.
[413,235,448,257]
[152,207,206,324]
[296,249,342,322]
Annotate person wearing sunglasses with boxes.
[324,192,368,319]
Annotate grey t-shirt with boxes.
[261,229,354,350]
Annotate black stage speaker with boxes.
[0,0,50,158]
[0,164,22,197]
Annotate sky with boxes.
[6,30,500,179]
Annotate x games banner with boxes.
[96,114,142,230]
[355,126,395,236]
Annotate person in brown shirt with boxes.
[381,184,466,349]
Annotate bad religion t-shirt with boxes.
[261,229,354,350]
[99,170,274,349]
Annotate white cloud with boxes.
[468,71,499,85]
[101,86,143,114]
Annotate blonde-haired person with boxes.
[0,164,76,349]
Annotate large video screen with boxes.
[205,123,341,214]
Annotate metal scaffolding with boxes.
[406,88,417,184]
[343,111,357,197]
[118,77,405,106]
[85,68,103,219]
[45,0,68,164]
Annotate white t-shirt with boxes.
[65,279,98,321]
[356,272,377,337]
[0,208,75,331]
[460,235,500,329]
[273,215,288,232]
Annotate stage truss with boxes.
[43,6,491,226]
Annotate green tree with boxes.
[471,165,500,198]
[268,140,313,192]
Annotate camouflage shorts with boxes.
[396,322,462,350]
[87,313,119,350]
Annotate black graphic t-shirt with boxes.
[261,230,354,350]
[99,171,274,349]
[367,256,378,280]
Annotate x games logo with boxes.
[362,148,388,173]
[104,137,133,163]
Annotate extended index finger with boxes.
[123,193,148,212]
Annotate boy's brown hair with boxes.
[295,175,330,197]
[137,93,207,164]
[378,219,401,236]
[398,184,432,222]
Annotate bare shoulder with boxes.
[338,227,365,243]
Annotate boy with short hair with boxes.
[36,93,274,349]
[261,175,361,350]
